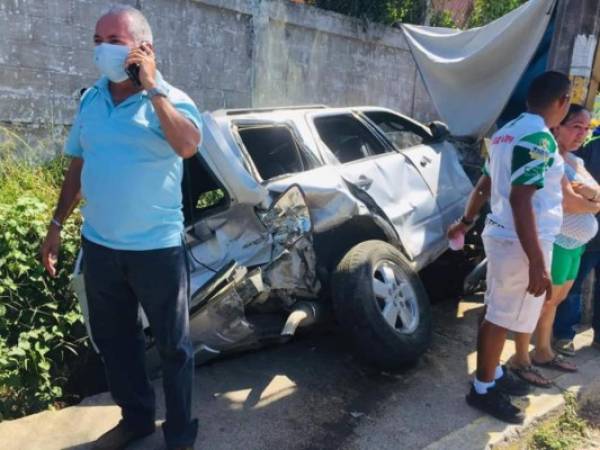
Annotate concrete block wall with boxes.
[0,0,438,151]
[250,0,433,120]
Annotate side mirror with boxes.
[428,121,450,141]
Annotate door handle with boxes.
[356,174,373,190]
[420,156,432,167]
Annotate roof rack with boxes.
[224,105,328,116]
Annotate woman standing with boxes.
[509,105,600,385]
[553,132,600,353]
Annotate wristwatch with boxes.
[147,85,168,99]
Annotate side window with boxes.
[182,155,227,226]
[313,114,387,163]
[237,125,306,180]
[363,111,431,151]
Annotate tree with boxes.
[305,0,528,28]
[307,0,428,25]
[429,9,457,28]
[467,0,527,27]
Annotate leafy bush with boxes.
[468,0,527,28]
[305,0,527,28]
[0,126,88,420]
[307,0,427,25]
[429,9,457,28]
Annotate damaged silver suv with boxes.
[74,105,473,370]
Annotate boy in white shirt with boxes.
[466,71,571,423]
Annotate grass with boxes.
[529,393,588,450]
[0,125,68,204]
[499,392,599,450]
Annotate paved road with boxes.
[1,297,598,450]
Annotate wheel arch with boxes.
[313,215,410,280]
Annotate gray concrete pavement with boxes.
[1,298,598,450]
[345,305,600,450]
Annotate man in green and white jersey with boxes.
[466,72,571,423]
[483,118,563,245]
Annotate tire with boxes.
[332,240,432,369]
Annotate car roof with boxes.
[211,105,415,124]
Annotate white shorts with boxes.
[483,236,553,333]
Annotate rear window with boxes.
[237,125,306,180]
[313,114,386,163]
[182,155,228,226]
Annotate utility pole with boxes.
[424,0,433,26]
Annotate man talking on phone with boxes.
[41,5,200,450]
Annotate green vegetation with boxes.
[196,189,226,210]
[0,126,88,420]
[307,0,427,26]
[497,392,600,450]
[529,393,588,450]
[429,9,457,28]
[307,0,527,28]
[467,0,528,28]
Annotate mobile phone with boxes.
[126,63,141,87]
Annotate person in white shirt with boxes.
[450,105,600,390]
[465,71,571,424]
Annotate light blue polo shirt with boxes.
[64,73,202,251]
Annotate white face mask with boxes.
[93,43,130,83]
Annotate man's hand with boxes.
[125,42,157,90]
[41,157,82,277]
[527,258,552,300]
[447,175,490,241]
[41,226,61,278]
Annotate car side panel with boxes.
[401,142,472,231]
[336,153,447,265]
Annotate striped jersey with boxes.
[482,113,564,243]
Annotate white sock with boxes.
[494,365,504,380]
[473,377,495,394]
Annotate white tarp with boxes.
[402,0,556,138]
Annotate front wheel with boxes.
[332,240,432,369]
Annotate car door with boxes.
[183,113,275,300]
[361,109,473,231]
[309,111,447,266]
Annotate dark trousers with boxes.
[82,237,198,448]
[553,250,600,342]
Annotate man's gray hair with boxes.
[102,4,153,44]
